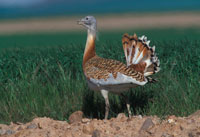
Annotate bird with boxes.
[78,16,160,119]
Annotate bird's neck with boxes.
[83,29,96,66]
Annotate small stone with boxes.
[117,113,126,118]
[116,113,127,121]
[167,115,176,123]
[38,123,42,129]
[5,129,15,135]
[138,115,143,119]
[92,129,101,137]
[140,118,154,131]
[168,119,175,124]
[27,123,38,129]
[82,124,94,135]
[82,118,91,123]
[69,111,83,124]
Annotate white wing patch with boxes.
[134,50,144,64]
[90,72,147,87]
[131,46,139,64]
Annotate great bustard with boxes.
[78,16,160,119]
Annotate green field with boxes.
[0,28,200,124]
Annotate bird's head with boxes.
[78,16,97,32]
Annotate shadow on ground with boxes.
[82,87,154,119]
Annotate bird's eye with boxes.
[86,17,88,20]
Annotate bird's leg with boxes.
[101,89,109,119]
[120,93,132,118]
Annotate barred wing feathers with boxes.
[122,33,160,77]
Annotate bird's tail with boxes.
[122,33,160,77]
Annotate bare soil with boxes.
[0,110,200,137]
[0,11,200,34]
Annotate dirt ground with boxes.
[0,110,200,137]
[0,11,200,34]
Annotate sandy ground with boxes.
[0,110,200,137]
[0,11,200,34]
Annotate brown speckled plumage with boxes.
[83,56,145,82]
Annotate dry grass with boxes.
[0,11,200,34]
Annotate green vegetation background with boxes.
[0,28,199,124]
